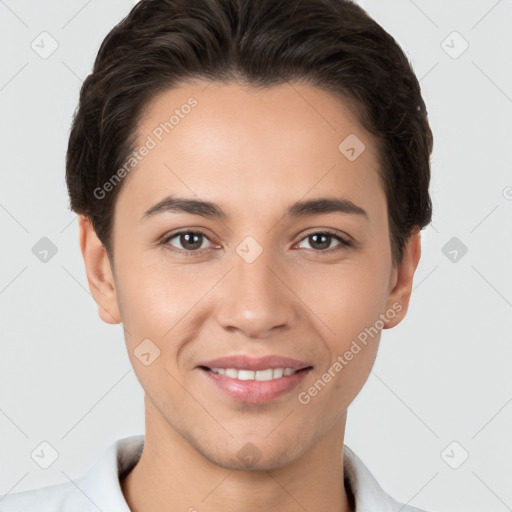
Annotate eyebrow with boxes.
[141,195,368,221]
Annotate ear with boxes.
[383,228,422,329]
[78,215,122,324]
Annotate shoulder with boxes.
[0,435,144,512]
[343,445,436,512]
[0,480,94,512]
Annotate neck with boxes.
[121,398,354,512]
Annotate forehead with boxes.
[117,80,384,220]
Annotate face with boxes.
[80,80,420,470]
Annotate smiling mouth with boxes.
[199,366,312,381]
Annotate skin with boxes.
[79,80,421,512]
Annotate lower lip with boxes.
[199,368,311,404]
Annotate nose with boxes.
[214,242,299,339]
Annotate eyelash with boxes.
[160,229,353,257]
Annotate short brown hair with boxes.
[66,0,433,266]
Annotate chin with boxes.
[199,436,305,472]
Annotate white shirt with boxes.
[0,435,431,512]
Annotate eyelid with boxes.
[297,227,353,245]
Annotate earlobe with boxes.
[78,215,122,325]
[383,228,422,329]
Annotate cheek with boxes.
[114,256,216,377]
[296,256,388,394]
[115,266,192,405]
[297,273,384,420]
[296,256,390,339]
[116,254,195,331]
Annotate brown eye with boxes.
[163,230,212,254]
[297,231,351,253]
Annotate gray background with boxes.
[1,1,511,511]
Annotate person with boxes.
[0,0,435,510]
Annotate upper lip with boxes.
[197,355,312,371]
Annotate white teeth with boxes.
[272,368,284,379]
[209,367,300,380]
[238,369,255,381]
[255,369,274,381]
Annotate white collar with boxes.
[80,435,427,512]
[0,435,429,512]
